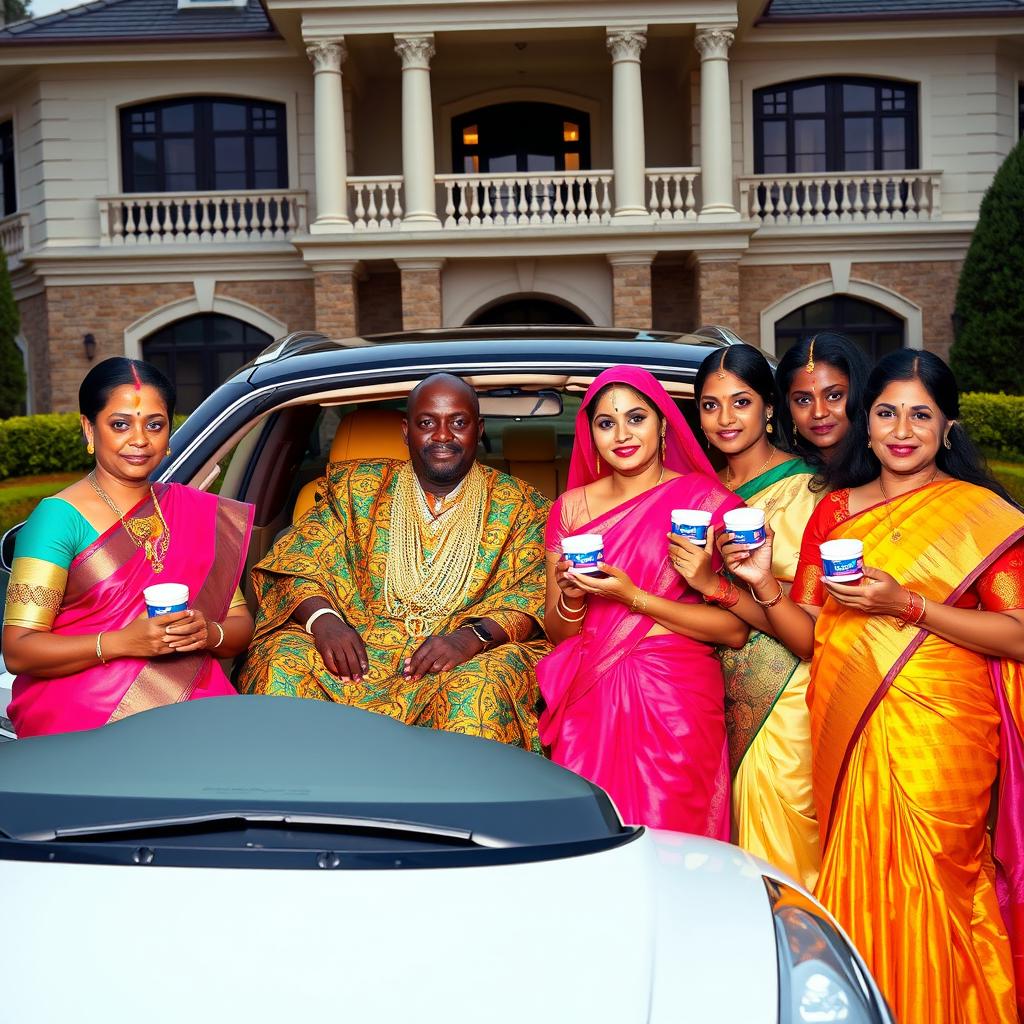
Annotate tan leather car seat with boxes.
[293,408,407,522]
[502,423,559,500]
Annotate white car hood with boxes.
[3,830,779,1023]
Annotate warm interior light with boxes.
[564,153,580,171]
[463,125,479,145]
[563,122,579,142]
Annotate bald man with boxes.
[239,374,551,750]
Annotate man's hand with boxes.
[311,615,369,682]
[404,628,483,681]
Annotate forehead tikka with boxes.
[805,337,816,375]
[716,353,727,381]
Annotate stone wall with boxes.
[610,258,653,329]
[313,271,359,339]
[695,259,741,332]
[651,259,696,334]
[738,264,831,348]
[400,265,443,331]
[357,269,403,336]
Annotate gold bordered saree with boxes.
[719,457,821,889]
[237,459,551,750]
[793,479,1024,1024]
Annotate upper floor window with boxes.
[120,97,286,193]
[0,120,15,216]
[754,78,918,175]
[452,102,590,174]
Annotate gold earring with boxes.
[792,425,798,444]
[660,429,667,461]
[596,453,601,476]
[766,421,773,435]
[943,434,952,450]
[87,440,95,455]
[867,440,872,449]
[166,446,172,457]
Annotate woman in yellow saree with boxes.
[682,344,824,889]
[727,349,1024,1023]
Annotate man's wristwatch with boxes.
[466,619,496,649]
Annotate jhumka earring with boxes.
[792,425,798,445]
[766,412,774,435]
[87,440,95,455]
[660,428,667,461]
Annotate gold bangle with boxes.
[211,621,225,649]
[556,594,587,622]
[96,631,106,665]
[752,580,785,608]
[630,589,650,614]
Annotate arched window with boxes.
[120,97,287,193]
[452,102,590,174]
[143,314,272,413]
[775,296,904,363]
[468,297,589,326]
[754,77,918,174]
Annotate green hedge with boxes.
[960,392,1024,459]
[0,412,188,480]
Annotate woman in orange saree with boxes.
[728,349,1024,1023]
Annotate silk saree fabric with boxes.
[537,365,744,835]
[793,479,1024,1023]
[5,483,252,737]
[719,457,821,889]
[237,459,551,750]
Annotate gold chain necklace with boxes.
[726,446,777,489]
[877,470,937,544]
[88,471,171,573]
[383,462,487,639]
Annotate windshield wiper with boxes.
[16,811,514,848]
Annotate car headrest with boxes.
[502,423,558,462]
[330,408,408,462]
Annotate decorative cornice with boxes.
[306,39,345,73]
[606,27,647,63]
[394,33,435,70]
[694,28,734,60]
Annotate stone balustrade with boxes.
[738,171,943,225]
[348,177,405,230]
[0,211,30,267]
[646,169,700,221]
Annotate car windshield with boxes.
[0,696,629,868]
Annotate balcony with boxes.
[738,171,943,226]
[98,189,309,246]
[344,169,700,231]
[1,211,30,268]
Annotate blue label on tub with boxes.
[730,526,766,546]
[671,522,708,542]
[822,555,863,578]
[566,549,602,570]
[147,600,188,618]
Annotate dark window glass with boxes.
[775,296,904,364]
[452,102,591,175]
[120,97,287,193]
[754,77,918,174]
[142,314,273,414]
[0,120,15,216]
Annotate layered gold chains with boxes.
[88,471,171,573]
[383,462,487,638]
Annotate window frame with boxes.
[0,119,16,217]
[774,295,905,364]
[119,96,288,194]
[753,77,919,176]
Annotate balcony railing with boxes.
[349,176,404,231]
[98,189,308,245]
[1,211,30,267]
[646,169,700,221]
[437,170,614,228]
[738,171,942,225]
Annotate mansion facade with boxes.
[0,0,1021,413]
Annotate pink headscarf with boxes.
[567,365,715,489]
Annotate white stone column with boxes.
[307,39,350,231]
[695,27,739,221]
[395,33,441,228]
[606,26,648,218]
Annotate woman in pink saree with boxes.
[538,366,747,835]
[2,358,254,737]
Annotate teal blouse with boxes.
[14,496,100,570]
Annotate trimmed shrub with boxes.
[960,392,1024,459]
[950,139,1024,394]
[0,250,27,418]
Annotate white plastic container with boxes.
[723,508,767,548]
[144,582,190,618]
[671,509,713,544]
[562,534,605,574]
[820,539,865,582]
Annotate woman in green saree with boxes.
[673,344,825,888]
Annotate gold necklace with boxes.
[877,470,938,544]
[726,446,777,488]
[88,471,171,573]
[383,462,488,639]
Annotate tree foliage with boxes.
[0,250,27,418]
[951,139,1024,395]
[1,0,31,25]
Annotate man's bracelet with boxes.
[305,607,343,634]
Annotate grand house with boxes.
[0,0,1021,413]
